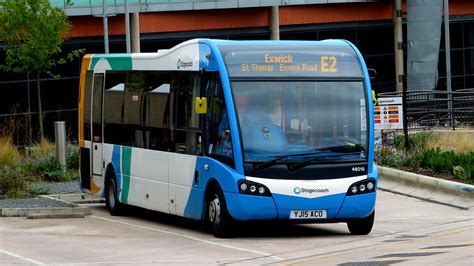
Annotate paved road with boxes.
[0,191,473,265]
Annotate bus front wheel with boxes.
[347,211,375,235]
[207,186,232,238]
[105,172,125,216]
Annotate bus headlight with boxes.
[238,180,271,197]
[347,179,376,196]
[367,182,374,190]
[351,186,358,194]
[249,185,257,193]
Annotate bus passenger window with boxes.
[143,72,171,152]
[103,71,125,146]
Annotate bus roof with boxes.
[85,39,365,79]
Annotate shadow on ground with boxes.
[93,204,348,238]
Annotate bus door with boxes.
[91,73,104,180]
[168,73,203,215]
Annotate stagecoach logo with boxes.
[177,59,194,69]
[293,187,329,195]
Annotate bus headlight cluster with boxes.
[238,180,271,197]
[347,179,376,196]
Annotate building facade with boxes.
[1,0,473,141]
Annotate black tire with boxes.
[207,185,233,238]
[347,211,375,235]
[105,173,125,216]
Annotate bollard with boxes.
[55,121,67,171]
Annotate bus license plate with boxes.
[290,210,327,219]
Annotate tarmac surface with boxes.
[0,190,472,265]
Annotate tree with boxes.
[0,0,82,140]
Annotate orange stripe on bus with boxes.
[78,55,92,148]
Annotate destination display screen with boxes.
[218,44,363,78]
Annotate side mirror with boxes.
[372,90,380,105]
[195,97,207,114]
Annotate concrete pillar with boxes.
[103,0,109,53]
[270,6,280,40]
[131,13,141,53]
[103,16,109,53]
[394,0,404,92]
[125,0,131,53]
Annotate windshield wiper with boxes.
[320,142,366,153]
[252,142,365,171]
[288,152,365,172]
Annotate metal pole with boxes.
[54,121,67,171]
[394,0,404,93]
[103,0,109,53]
[270,6,280,40]
[131,13,140,53]
[403,78,409,151]
[125,0,131,53]
[26,71,32,144]
[443,0,454,129]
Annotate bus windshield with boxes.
[231,81,368,164]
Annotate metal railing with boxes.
[379,89,474,130]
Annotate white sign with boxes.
[374,97,404,130]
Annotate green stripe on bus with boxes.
[90,55,133,71]
[121,146,132,204]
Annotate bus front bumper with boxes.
[224,191,376,221]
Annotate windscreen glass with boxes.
[232,81,367,164]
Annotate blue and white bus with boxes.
[78,39,377,237]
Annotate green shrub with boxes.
[37,153,62,175]
[28,187,49,196]
[66,144,79,169]
[47,169,78,182]
[375,146,405,168]
[395,132,432,151]
[417,149,474,183]
[457,152,474,181]
[453,166,469,181]
[0,166,28,199]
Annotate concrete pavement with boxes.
[0,191,472,265]
[378,165,474,210]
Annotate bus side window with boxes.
[143,72,171,151]
[123,71,147,148]
[103,71,126,146]
[173,72,202,155]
